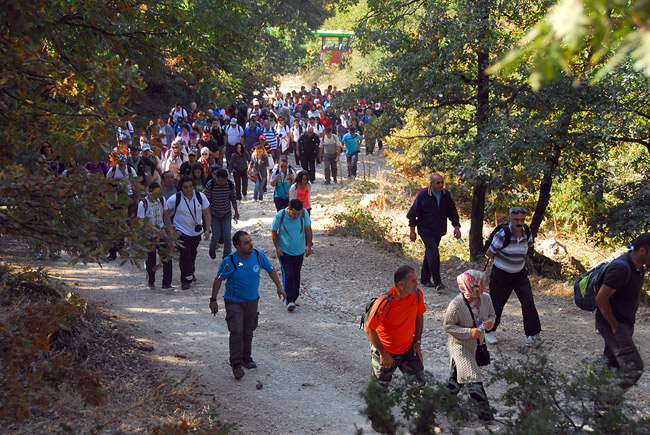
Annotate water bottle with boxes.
[234,217,238,225]
[457,237,465,245]
[479,323,486,332]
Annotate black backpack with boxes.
[227,249,260,271]
[483,223,531,255]
[170,191,204,223]
[359,290,420,329]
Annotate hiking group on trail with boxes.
[39,84,650,425]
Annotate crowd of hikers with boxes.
[35,82,650,427]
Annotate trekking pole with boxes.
[483,257,491,272]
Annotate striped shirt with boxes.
[489,224,533,273]
[262,128,278,150]
[204,178,236,218]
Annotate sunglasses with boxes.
[280,165,288,168]
[44,145,51,149]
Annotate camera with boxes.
[195,224,203,232]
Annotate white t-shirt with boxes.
[137,197,165,228]
[276,124,291,151]
[107,165,136,195]
[226,125,244,146]
[169,108,188,122]
[165,191,210,237]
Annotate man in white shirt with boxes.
[164,176,211,290]
[225,117,245,163]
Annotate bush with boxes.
[359,344,650,434]
[332,204,404,254]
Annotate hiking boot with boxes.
[287,302,296,312]
[209,249,216,259]
[243,360,257,369]
[526,335,540,347]
[181,282,190,290]
[484,332,499,345]
[232,366,245,380]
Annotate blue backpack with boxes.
[574,259,630,311]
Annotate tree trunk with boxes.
[529,142,562,239]
[469,181,487,261]
[469,49,490,261]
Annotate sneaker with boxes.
[232,366,245,380]
[333,179,337,184]
[49,252,62,259]
[243,360,257,369]
[421,281,436,288]
[287,302,296,312]
[147,283,155,288]
[181,282,190,290]
[434,282,446,290]
[242,194,248,201]
[162,284,174,290]
[35,253,45,260]
[484,332,499,345]
[526,335,539,347]
[209,249,216,259]
[324,181,331,185]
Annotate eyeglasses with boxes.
[509,207,527,214]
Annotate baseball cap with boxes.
[188,149,197,155]
[116,153,127,162]
[142,144,152,151]
[230,118,237,124]
[259,135,266,140]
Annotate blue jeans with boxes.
[279,253,304,304]
[210,212,232,258]
[254,177,266,200]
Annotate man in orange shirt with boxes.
[364,265,426,387]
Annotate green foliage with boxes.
[332,204,404,254]
[359,373,471,435]
[492,344,650,432]
[491,0,650,89]
[359,347,650,433]
[0,168,177,265]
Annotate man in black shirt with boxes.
[596,232,650,390]
[297,126,320,182]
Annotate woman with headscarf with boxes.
[443,269,495,421]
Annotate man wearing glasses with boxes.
[484,206,541,347]
[407,173,461,290]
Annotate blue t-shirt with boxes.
[340,132,362,154]
[217,249,274,302]
[271,208,311,256]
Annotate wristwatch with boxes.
[209,298,216,302]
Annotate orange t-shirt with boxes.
[367,287,426,354]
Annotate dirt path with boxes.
[38,151,650,433]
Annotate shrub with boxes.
[358,345,650,433]
[332,205,404,255]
